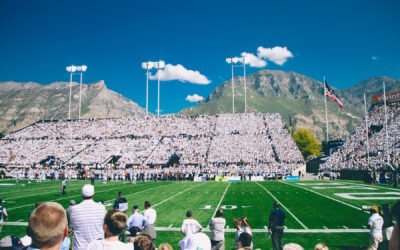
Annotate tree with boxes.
[293,129,322,158]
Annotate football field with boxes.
[1,179,399,249]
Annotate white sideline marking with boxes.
[313,186,377,190]
[341,181,400,192]
[298,182,343,186]
[208,182,231,227]
[151,182,206,209]
[282,182,364,212]
[255,182,308,229]
[335,192,400,200]
[0,183,16,186]
[7,182,171,211]
[2,222,370,233]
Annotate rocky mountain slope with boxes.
[181,70,400,141]
[0,80,145,133]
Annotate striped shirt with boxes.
[70,199,106,250]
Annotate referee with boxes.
[61,178,67,196]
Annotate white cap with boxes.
[82,184,94,198]
[179,233,211,250]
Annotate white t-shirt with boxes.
[209,217,226,241]
[181,218,202,236]
[368,213,384,235]
[87,239,133,250]
[144,207,157,225]
[179,232,211,250]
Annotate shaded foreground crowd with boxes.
[1,185,400,250]
[0,114,304,174]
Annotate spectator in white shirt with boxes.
[209,209,225,250]
[70,184,106,250]
[367,206,384,250]
[87,209,133,250]
[181,210,202,236]
[143,201,157,241]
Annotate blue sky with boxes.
[0,0,399,113]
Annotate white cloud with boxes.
[241,52,267,68]
[371,56,378,61]
[150,64,211,85]
[257,46,294,65]
[186,94,204,102]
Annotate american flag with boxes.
[325,80,344,110]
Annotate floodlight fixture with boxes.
[66,65,77,73]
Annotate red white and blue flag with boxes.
[325,80,344,111]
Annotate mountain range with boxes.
[1,71,399,141]
[0,80,145,133]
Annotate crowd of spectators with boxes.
[0,113,305,177]
[321,102,400,171]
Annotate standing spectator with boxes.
[382,203,394,241]
[87,209,132,250]
[70,184,106,250]
[127,205,145,237]
[143,201,157,241]
[66,200,76,239]
[241,217,253,249]
[61,178,67,196]
[389,201,400,250]
[238,232,252,250]
[269,201,286,250]
[26,202,69,250]
[367,206,383,250]
[181,210,202,236]
[113,191,128,213]
[234,218,244,250]
[0,199,8,234]
[209,209,226,250]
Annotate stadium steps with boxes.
[64,140,97,164]
[141,136,164,166]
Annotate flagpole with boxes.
[364,93,370,167]
[231,62,235,114]
[383,82,389,163]
[324,76,329,142]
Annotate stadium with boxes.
[1,1,400,250]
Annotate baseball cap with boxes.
[133,205,139,210]
[82,184,94,198]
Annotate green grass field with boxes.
[1,179,399,249]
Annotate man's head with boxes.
[35,202,41,208]
[132,205,139,213]
[283,243,304,250]
[238,232,252,248]
[274,201,280,208]
[118,191,123,197]
[186,210,193,218]
[134,234,154,250]
[144,201,151,209]
[27,202,68,249]
[103,209,128,236]
[82,184,94,199]
[216,209,223,218]
[69,200,76,206]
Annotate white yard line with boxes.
[151,182,206,209]
[2,222,369,233]
[7,182,168,211]
[281,181,365,213]
[341,180,400,192]
[255,182,308,229]
[207,182,231,228]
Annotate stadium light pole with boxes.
[66,65,77,119]
[141,62,155,116]
[154,60,165,117]
[243,57,247,113]
[77,65,87,120]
